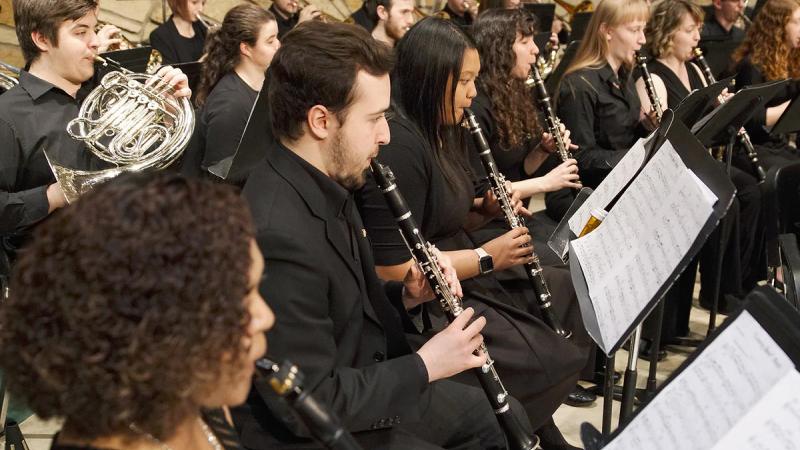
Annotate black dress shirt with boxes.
[555,64,645,188]
[0,71,95,256]
[269,5,299,39]
[182,72,259,183]
[149,16,208,64]
[700,15,745,41]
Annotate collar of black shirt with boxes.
[18,71,73,101]
[279,141,351,219]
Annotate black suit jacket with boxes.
[237,144,429,447]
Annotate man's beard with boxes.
[329,132,370,191]
[385,15,407,42]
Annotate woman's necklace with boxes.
[129,418,223,450]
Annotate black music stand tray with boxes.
[524,3,555,33]
[545,40,581,94]
[771,92,800,135]
[569,12,593,41]
[99,46,153,73]
[170,61,202,103]
[673,76,734,126]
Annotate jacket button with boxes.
[373,351,385,361]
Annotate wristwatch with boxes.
[475,247,494,275]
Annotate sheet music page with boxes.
[711,370,800,450]
[567,136,650,235]
[603,311,795,450]
[571,141,717,350]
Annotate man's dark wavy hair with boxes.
[0,172,255,441]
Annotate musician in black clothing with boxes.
[731,0,800,167]
[546,0,651,222]
[371,0,415,47]
[182,4,279,184]
[269,0,321,38]
[357,17,588,448]
[441,0,477,29]
[236,21,511,450]
[700,0,747,41]
[149,0,208,64]
[0,0,190,263]
[0,173,275,450]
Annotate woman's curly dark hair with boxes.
[472,8,541,151]
[195,3,275,107]
[644,0,704,59]
[732,0,800,81]
[0,172,255,441]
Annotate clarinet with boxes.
[693,48,767,182]
[370,160,541,450]
[635,53,664,122]
[255,358,363,450]
[528,64,575,166]
[463,109,572,339]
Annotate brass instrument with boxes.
[0,60,20,92]
[535,41,559,80]
[196,12,221,30]
[295,0,353,23]
[553,0,593,23]
[47,55,195,203]
[96,20,162,74]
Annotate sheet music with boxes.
[603,311,796,450]
[712,370,800,450]
[568,136,650,235]
[571,141,717,350]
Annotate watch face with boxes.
[479,256,494,274]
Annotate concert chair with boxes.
[763,161,800,289]
[779,233,800,310]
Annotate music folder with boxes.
[99,46,153,74]
[672,75,734,126]
[581,286,800,450]
[771,90,800,135]
[691,79,789,147]
[569,12,593,41]
[566,111,736,355]
[523,3,555,34]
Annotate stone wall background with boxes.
[0,0,714,70]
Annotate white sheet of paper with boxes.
[568,136,650,235]
[571,141,717,350]
[711,370,800,450]
[603,311,795,450]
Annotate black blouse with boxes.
[182,72,259,183]
[733,57,800,145]
[647,60,705,110]
[149,16,208,64]
[556,64,645,189]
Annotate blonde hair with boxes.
[563,0,650,76]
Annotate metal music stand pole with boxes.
[619,325,642,424]
[601,353,616,436]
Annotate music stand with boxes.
[771,92,800,135]
[569,12,593,41]
[523,3,555,33]
[100,46,154,74]
[170,61,202,103]
[672,75,734,126]
[545,39,580,94]
[696,38,741,79]
[534,32,552,56]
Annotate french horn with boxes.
[47,55,194,203]
[0,61,20,92]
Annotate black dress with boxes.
[181,72,260,185]
[148,16,207,64]
[356,113,588,430]
[49,409,244,450]
[546,64,647,221]
[269,5,299,39]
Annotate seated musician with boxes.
[149,0,209,64]
[0,0,190,264]
[469,7,596,408]
[349,0,378,32]
[269,0,322,39]
[701,0,747,42]
[371,0,415,47]
[731,0,800,168]
[634,0,763,338]
[183,4,279,185]
[545,0,651,221]
[236,21,514,449]
[441,0,477,29]
[356,17,588,448]
[0,172,275,450]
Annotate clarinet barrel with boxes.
[462,110,571,339]
[370,161,541,450]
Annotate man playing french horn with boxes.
[0,0,192,265]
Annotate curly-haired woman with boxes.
[731,0,800,162]
[183,4,279,185]
[0,173,274,450]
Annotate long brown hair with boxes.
[732,0,800,81]
[195,4,275,107]
[472,8,541,151]
[563,0,650,77]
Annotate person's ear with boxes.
[306,105,333,140]
[31,30,52,53]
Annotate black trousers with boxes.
[234,379,512,450]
